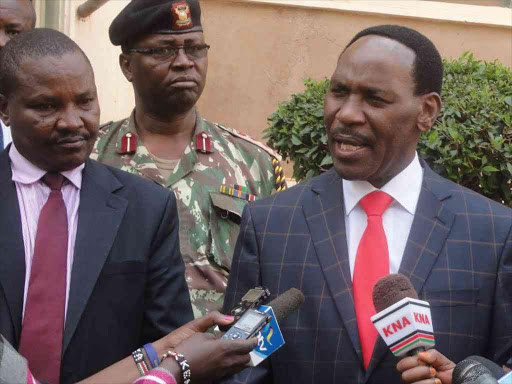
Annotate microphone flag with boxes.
[370,297,435,356]
[248,305,285,366]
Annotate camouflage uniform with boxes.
[91,110,286,317]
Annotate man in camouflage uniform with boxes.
[91,0,286,317]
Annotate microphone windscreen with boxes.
[453,359,497,384]
[372,273,418,313]
[465,356,506,379]
[268,288,305,324]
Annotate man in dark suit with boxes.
[222,25,512,384]
[0,28,194,383]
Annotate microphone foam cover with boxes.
[268,288,305,324]
[372,274,418,313]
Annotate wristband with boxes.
[132,348,150,376]
[162,349,191,384]
[143,343,160,369]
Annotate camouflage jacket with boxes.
[91,110,286,317]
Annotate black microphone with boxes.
[453,358,498,384]
[371,274,435,358]
[465,356,506,380]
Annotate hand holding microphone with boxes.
[369,274,455,384]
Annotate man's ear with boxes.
[119,53,134,83]
[0,94,10,127]
[417,92,442,133]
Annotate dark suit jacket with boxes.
[0,149,194,383]
[222,163,512,384]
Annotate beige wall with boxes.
[432,0,508,6]
[39,0,511,177]
[70,0,134,124]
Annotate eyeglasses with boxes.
[127,44,210,61]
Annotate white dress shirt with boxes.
[9,143,83,320]
[343,152,424,280]
[1,120,12,149]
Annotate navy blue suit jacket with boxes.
[0,149,193,383]
[222,163,512,384]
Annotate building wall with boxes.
[36,0,511,177]
[432,0,508,6]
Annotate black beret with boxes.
[109,0,203,47]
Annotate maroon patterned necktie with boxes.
[19,173,68,384]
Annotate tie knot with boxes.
[42,173,66,191]
[359,191,393,217]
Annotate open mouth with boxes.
[339,143,363,152]
[332,134,370,157]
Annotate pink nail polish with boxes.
[224,315,235,322]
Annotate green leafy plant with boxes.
[420,52,512,207]
[264,53,512,207]
[264,78,331,181]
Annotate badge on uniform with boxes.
[171,1,193,30]
[118,132,138,154]
[196,132,212,153]
[220,184,258,202]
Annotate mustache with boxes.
[328,126,371,146]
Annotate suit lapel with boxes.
[0,148,26,344]
[366,162,457,379]
[398,162,456,296]
[62,160,128,354]
[302,168,363,362]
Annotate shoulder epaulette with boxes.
[214,123,282,161]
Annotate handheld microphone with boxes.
[465,356,506,380]
[453,359,498,384]
[265,287,305,323]
[223,288,305,340]
[238,288,305,366]
[370,274,435,357]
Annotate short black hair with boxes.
[0,28,91,98]
[343,25,443,96]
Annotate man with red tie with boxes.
[0,28,193,383]
[222,25,512,384]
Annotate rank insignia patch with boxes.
[196,132,212,153]
[118,132,138,154]
[171,1,193,30]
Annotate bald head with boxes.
[0,0,36,51]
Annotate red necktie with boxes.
[353,191,393,370]
[19,173,68,384]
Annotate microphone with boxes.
[466,356,506,380]
[246,288,304,366]
[370,274,435,357]
[453,358,498,384]
[266,288,305,324]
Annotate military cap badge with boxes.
[171,1,193,30]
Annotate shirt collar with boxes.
[343,152,423,215]
[9,142,84,189]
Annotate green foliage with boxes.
[264,53,512,207]
[264,78,331,181]
[420,52,512,207]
